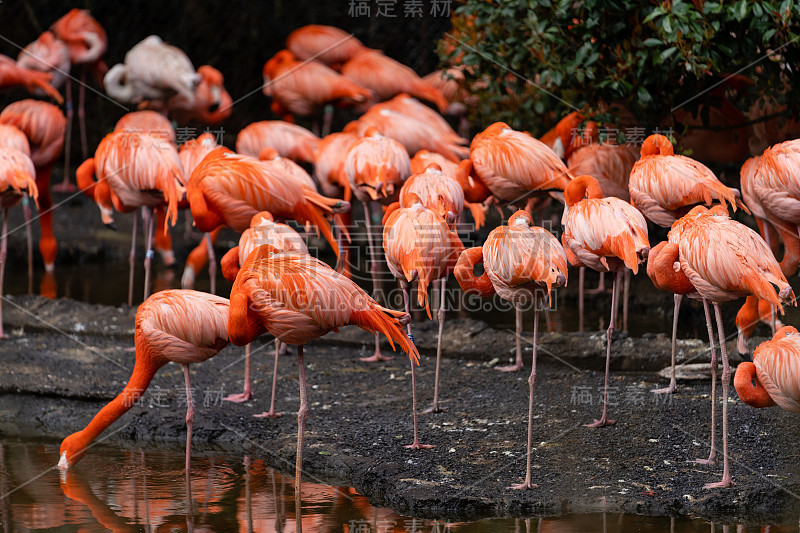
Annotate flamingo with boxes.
[539,111,585,160]
[75,130,185,305]
[17,31,71,91]
[735,325,800,413]
[422,67,476,138]
[343,127,411,361]
[340,49,448,113]
[0,55,64,104]
[561,175,650,427]
[651,206,794,488]
[0,100,66,281]
[145,65,233,125]
[262,50,371,136]
[0,146,38,338]
[236,121,319,164]
[220,211,308,409]
[344,94,468,162]
[286,25,368,70]
[227,243,419,527]
[455,209,567,489]
[50,8,107,176]
[383,195,463,415]
[104,35,200,106]
[58,289,229,474]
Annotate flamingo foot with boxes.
[51,182,78,194]
[496,362,523,372]
[584,417,615,428]
[253,410,283,419]
[508,482,538,490]
[421,405,445,415]
[404,441,436,450]
[223,391,252,403]
[703,478,734,489]
[650,383,676,394]
[360,351,394,362]
[0,332,8,340]
[693,457,717,465]
[124,346,136,352]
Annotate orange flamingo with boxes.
[652,206,793,488]
[343,128,411,361]
[341,48,448,113]
[165,65,232,124]
[0,146,38,338]
[236,120,319,164]
[58,290,229,473]
[75,130,185,305]
[17,31,71,91]
[227,243,419,523]
[262,49,371,135]
[562,175,650,427]
[344,94,468,162]
[383,196,463,416]
[0,100,66,282]
[51,8,107,172]
[455,209,567,489]
[0,55,63,103]
[422,67,476,137]
[286,25,368,70]
[539,111,585,160]
[628,134,746,228]
[0,124,35,291]
[220,211,308,408]
[735,325,800,413]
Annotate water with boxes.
[0,439,797,532]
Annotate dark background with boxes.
[0,0,453,161]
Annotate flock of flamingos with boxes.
[2,8,800,520]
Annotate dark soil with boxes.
[2,294,799,528]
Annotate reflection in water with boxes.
[0,439,799,532]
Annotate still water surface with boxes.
[0,438,796,532]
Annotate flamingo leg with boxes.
[254,340,283,418]
[585,270,620,428]
[622,269,630,332]
[23,198,32,294]
[578,266,585,332]
[224,343,253,403]
[695,298,718,465]
[322,105,333,137]
[585,271,606,294]
[423,278,447,414]
[182,364,195,474]
[360,201,392,362]
[509,300,539,490]
[497,307,524,372]
[128,211,138,307]
[0,210,8,339]
[142,208,156,302]
[652,293,681,394]
[704,303,733,488]
[294,345,309,531]
[206,233,217,295]
[53,80,76,193]
[244,456,253,533]
[401,282,434,450]
[78,68,88,160]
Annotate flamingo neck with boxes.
[640,134,674,157]
[564,175,603,206]
[646,241,693,294]
[734,362,777,408]
[453,246,496,298]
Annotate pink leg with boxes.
[23,199,32,294]
[652,293,681,394]
[206,233,217,295]
[423,278,447,414]
[585,272,606,295]
[254,340,283,418]
[53,80,77,193]
[78,68,88,160]
[128,212,138,307]
[578,267,585,332]
[143,208,155,303]
[294,345,309,527]
[704,303,733,488]
[586,270,620,428]
[509,301,539,490]
[360,201,392,362]
[695,299,718,465]
[497,307,524,372]
[622,270,630,332]
[225,343,253,403]
[0,210,8,339]
[402,282,434,450]
[182,364,195,474]
[322,105,333,137]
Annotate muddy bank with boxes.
[1,295,798,527]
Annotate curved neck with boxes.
[646,241,693,294]
[736,295,760,341]
[640,134,674,157]
[453,246,496,298]
[734,362,777,408]
[564,175,603,206]
[455,159,492,204]
[187,188,222,233]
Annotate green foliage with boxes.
[443,0,800,135]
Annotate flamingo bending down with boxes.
[58,290,229,473]
[562,175,650,427]
[660,206,793,487]
[236,121,319,164]
[0,147,38,338]
[286,25,368,69]
[0,55,64,104]
[220,211,308,410]
[383,198,463,417]
[227,244,419,526]
[165,65,233,125]
[735,325,800,413]
[455,210,567,489]
[343,128,411,361]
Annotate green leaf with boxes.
[660,47,679,61]
[643,6,665,23]
[643,38,663,47]
[662,17,672,34]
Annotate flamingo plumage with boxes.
[286,25,368,70]
[735,326,800,413]
[236,121,319,165]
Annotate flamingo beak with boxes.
[737,326,749,358]
[57,450,69,470]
